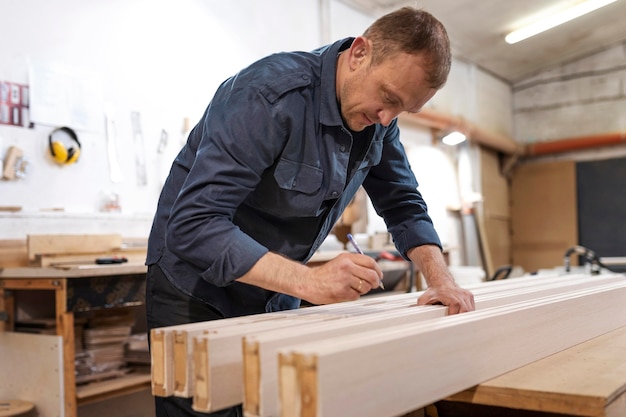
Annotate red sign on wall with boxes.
[0,81,31,127]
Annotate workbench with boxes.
[0,263,149,417]
[437,324,626,417]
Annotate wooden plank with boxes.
[192,315,344,413]
[0,332,64,417]
[27,234,123,261]
[173,314,302,398]
[445,325,626,416]
[150,272,609,399]
[479,147,510,276]
[244,273,625,417]
[0,239,28,267]
[278,280,626,417]
[480,148,510,220]
[151,328,173,397]
[0,278,63,290]
[152,273,620,411]
[247,307,446,417]
[153,291,447,398]
[39,246,147,268]
[0,264,147,279]
[190,273,588,411]
[151,313,298,397]
[76,373,151,403]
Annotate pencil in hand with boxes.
[347,233,385,290]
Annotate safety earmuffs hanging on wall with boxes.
[48,126,81,165]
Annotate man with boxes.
[146,6,475,416]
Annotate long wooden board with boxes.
[152,295,425,398]
[151,312,297,397]
[238,275,596,416]
[243,273,625,417]
[192,314,351,412]
[151,272,625,415]
[277,281,626,417]
[27,234,122,260]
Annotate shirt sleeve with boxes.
[164,70,290,286]
[363,120,443,258]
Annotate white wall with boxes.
[0,0,511,243]
[0,0,320,214]
[0,0,320,237]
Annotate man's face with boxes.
[338,43,437,132]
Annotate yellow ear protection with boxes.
[48,126,81,165]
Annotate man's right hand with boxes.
[304,253,384,304]
[236,252,383,305]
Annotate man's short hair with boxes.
[363,7,452,89]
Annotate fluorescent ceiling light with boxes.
[505,0,618,44]
[442,131,466,146]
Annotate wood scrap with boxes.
[27,234,123,262]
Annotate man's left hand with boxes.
[417,284,475,314]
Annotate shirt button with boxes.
[292,180,297,187]
[340,145,346,152]
[302,75,309,80]
[331,191,338,197]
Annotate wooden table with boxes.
[0,263,149,417]
[438,325,626,417]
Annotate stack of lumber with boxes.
[15,317,86,352]
[75,309,135,384]
[125,333,150,367]
[149,271,626,417]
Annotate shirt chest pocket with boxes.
[250,158,325,218]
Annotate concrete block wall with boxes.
[513,41,626,144]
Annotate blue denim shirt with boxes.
[146,38,441,317]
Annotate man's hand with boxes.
[236,252,383,305]
[417,284,475,314]
[304,252,384,304]
[407,244,475,314]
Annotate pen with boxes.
[347,233,385,290]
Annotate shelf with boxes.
[76,371,151,405]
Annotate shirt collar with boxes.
[319,37,354,127]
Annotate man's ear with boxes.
[348,36,371,69]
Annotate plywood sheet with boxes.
[479,147,512,276]
[0,332,64,417]
[447,324,626,416]
[511,161,577,272]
